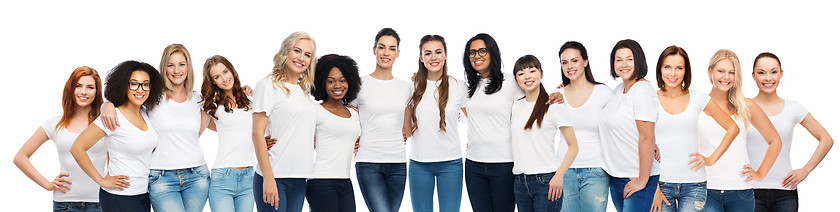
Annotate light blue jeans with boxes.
[561,167,609,212]
[658,182,707,212]
[148,164,211,212]
[209,167,254,212]
[409,158,463,212]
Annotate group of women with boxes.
[13,27,833,212]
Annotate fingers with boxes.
[688,157,703,171]
[548,186,562,201]
[53,182,69,193]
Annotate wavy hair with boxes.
[56,66,103,131]
[271,31,317,96]
[408,34,449,133]
[709,49,750,127]
[201,55,252,120]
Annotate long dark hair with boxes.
[559,41,601,86]
[408,35,449,133]
[201,55,252,120]
[463,33,503,98]
[513,55,549,130]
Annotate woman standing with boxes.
[71,60,165,212]
[252,31,317,212]
[404,34,467,212]
[14,66,105,212]
[747,52,833,212]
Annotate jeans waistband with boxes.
[152,164,207,175]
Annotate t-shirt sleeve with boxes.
[252,78,278,116]
[510,77,525,101]
[458,79,468,107]
[631,82,658,122]
[40,116,60,141]
[791,101,809,124]
[696,91,711,112]
[92,116,113,135]
[551,104,574,127]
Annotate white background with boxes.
[1,1,837,211]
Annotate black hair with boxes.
[311,54,362,105]
[753,52,782,71]
[609,39,648,81]
[512,55,549,130]
[104,60,165,111]
[463,33,504,98]
[559,41,602,86]
[374,28,401,48]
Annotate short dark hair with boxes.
[559,41,601,86]
[609,39,648,81]
[104,60,165,111]
[374,28,400,48]
[655,45,692,92]
[463,33,504,98]
[311,54,362,105]
[753,52,781,72]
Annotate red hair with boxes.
[56,66,103,131]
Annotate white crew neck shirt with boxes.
[511,100,573,175]
[313,105,361,179]
[655,90,709,183]
[698,113,751,190]
[211,103,256,169]
[43,116,106,202]
[747,100,808,190]
[352,75,412,163]
[410,77,467,162]
[149,91,205,170]
[464,74,523,163]
[253,78,317,178]
[555,84,613,168]
[94,108,158,196]
[599,81,660,178]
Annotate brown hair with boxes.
[408,35,450,133]
[512,55,549,130]
[655,45,692,92]
[201,55,252,119]
[57,66,103,130]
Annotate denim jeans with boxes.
[608,175,659,212]
[148,164,210,212]
[754,189,797,212]
[706,189,754,212]
[98,189,150,212]
[355,162,406,212]
[409,158,463,212]
[305,179,355,212]
[513,172,562,212]
[561,167,609,212]
[209,167,254,212]
[53,201,101,212]
[464,159,514,212]
[253,173,306,212]
[658,181,707,212]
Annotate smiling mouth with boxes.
[567,70,577,75]
[380,57,391,63]
[524,80,535,86]
[474,60,484,66]
[330,89,345,96]
[171,74,183,79]
[667,78,678,83]
[293,61,305,67]
[762,83,775,87]
[719,81,731,86]
[133,93,146,99]
[78,96,90,102]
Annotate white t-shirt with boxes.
[511,100,573,175]
[410,77,467,162]
[747,100,809,190]
[352,75,412,163]
[211,104,256,169]
[149,91,205,170]
[94,108,158,196]
[698,113,751,190]
[42,116,106,202]
[655,90,709,183]
[599,81,660,178]
[555,84,613,168]
[313,105,361,179]
[253,78,317,178]
[464,74,523,163]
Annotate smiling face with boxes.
[74,76,97,107]
[515,67,543,93]
[285,39,314,76]
[374,35,400,69]
[421,40,446,74]
[468,39,490,74]
[561,48,588,82]
[209,62,235,92]
[127,70,151,107]
[661,55,686,91]
[709,58,736,92]
[325,67,348,101]
[614,48,636,81]
[166,52,188,86]
[752,57,783,94]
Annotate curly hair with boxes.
[57,66,103,131]
[311,54,361,105]
[104,61,165,111]
[271,31,317,96]
[201,55,252,119]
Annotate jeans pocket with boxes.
[211,169,226,182]
[739,189,755,201]
[52,202,70,212]
[148,170,162,185]
[537,174,553,185]
[451,159,463,167]
[195,165,211,179]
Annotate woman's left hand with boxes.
[740,164,765,182]
[623,177,646,198]
[548,174,563,201]
[242,85,254,96]
[782,168,810,189]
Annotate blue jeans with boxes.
[754,189,798,212]
[706,189,754,212]
[609,175,659,212]
[658,182,707,212]
[209,167,254,212]
[513,172,562,212]
[305,179,355,212]
[148,164,210,212]
[98,189,150,212]
[53,201,101,212]
[561,167,609,212]
[253,173,306,212]
[409,158,463,212]
[355,162,406,212]
[464,159,514,212]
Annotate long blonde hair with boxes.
[159,44,196,99]
[708,49,750,127]
[271,31,317,96]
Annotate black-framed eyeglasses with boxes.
[468,48,489,57]
[129,81,151,91]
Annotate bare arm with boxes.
[691,99,740,169]
[742,99,782,182]
[100,102,119,131]
[402,107,413,140]
[782,113,834,188]
[207,117,217,132]
[13,127,71,192]
[624,120,655,198]
[252,112,279,209]
[70,124,129,190]
[549,126,578,201]
[199,111,211,136]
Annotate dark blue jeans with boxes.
[98,189,150,212]
[305,179,355,212]
[253,173,306,212]
[658,181,707,212]
[706,189,754,212]
[53,201,101,212]
[608,175,660,212]
[754,189,797,212]
[355,162,406,212]
[464,159,514,212]
[513,172,561,212]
